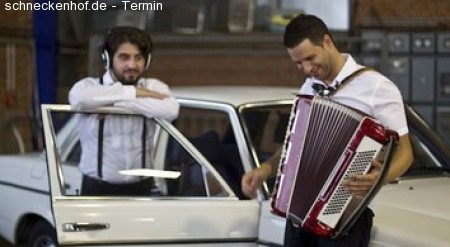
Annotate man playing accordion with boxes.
[241,14,413,247]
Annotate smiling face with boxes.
[110,42,146,85]
[287,35,341,85]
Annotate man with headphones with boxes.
[69,26,179,196]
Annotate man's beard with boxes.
[112,69,142,85]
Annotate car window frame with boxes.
[177,99,255,174]
[41,104,236,198]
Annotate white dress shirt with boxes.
[69,71,179,183]
[299,54,409,136]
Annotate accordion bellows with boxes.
[271,95,398,238]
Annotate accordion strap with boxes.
[328,67,374,96]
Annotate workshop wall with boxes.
[1,0,450,152]
[0,0,35,153]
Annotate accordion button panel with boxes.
[316,136,382,228]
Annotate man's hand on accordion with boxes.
[343,160,383,198]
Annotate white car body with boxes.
[0,86,449,246]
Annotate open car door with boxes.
[41,104,259,246]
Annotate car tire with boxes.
[27,220,57,247]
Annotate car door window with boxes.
[50,110,232,198]
[153,126,231,197]
[172,107,246,198]
[66,140,81,164]
[241,105,291,192]
[241,105,290,164]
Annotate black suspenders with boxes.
[97,116,105,178]
[97,77,147,179]
[141,120,147,168]
[98,77,105,178]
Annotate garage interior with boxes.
[0,0,449,154]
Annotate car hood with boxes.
[371,176,450,247]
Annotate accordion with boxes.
[271,95,398,238]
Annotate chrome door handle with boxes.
[62,223,110,232]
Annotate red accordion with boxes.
[271,95,398,238]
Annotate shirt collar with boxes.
[102,70,116,86]
[333,54,363,88]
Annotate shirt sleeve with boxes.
[114,78,180,121]
[69,77,136,110]
[372,78,409,136]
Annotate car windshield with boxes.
[240,103,450,183]
[402,106,450,176]
[49,109,233,198]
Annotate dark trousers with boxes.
[284,208,374,247]
[81,175,153,196]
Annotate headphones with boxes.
[100,27,153,71]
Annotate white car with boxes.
[0,86,449,247]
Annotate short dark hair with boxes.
[102,26,153,63]
[283,14,332,48]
